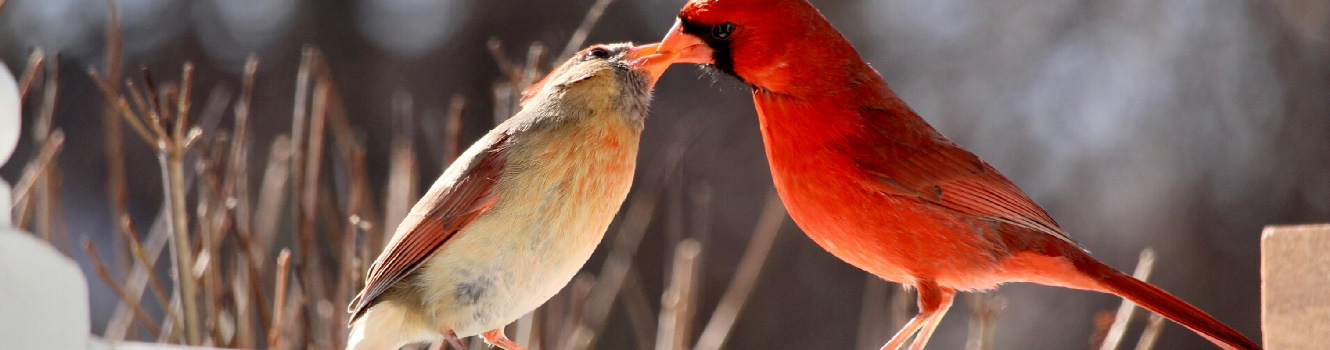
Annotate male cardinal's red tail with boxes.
[1083,260,1261,350]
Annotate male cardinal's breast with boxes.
[753,94,1007,289]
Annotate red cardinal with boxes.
[632,0,1261,349]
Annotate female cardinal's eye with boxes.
[587,47,610,59]
[711,23,736,40]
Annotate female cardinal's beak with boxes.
[657,19,714,65]
[626,43,667,85]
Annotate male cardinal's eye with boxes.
[587,47,610,59]
[711,23,736,40]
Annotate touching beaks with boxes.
[625,43,667,85]
[627,19,715,85]
[658,19,714,65]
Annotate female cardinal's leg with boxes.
[879,281,954,350]
[444,330,469,350]
[482,328,528,350]
[907,288,955,350]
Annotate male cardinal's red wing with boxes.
[853,106,1079,247]
[348,133,511,322]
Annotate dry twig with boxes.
[17,49,43,100]
[1133,314,1166,350]
[253,136,292,257]
[383,91,418,250]
[101,0,132,277]
[964,293,1006,350]
[1099,248,1157,350]
[225,56,270,347]
[336,145,369,349]
[11,131,64,229]
[557,273,597,350]
[855,278,892,350]
[298,73,334,350]
[32,58,68,253]
[163,64,203,345]
[656,240,702,350]
[104,211,171,341]
[559,0,617,60]
[33,53,57,141]
[90,61,205,344]
[693,191,786,350]
[83,238,163,338]
[621,268,658,350]
[444,95,466,161]
[270,249,293,350]
[117,216,183,334]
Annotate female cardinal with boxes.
[347,42,667,350]
[631,0,1261,349]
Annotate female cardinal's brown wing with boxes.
[348,133,512,322]
[853,106,1079,247]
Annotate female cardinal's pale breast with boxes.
[412,113,641,338]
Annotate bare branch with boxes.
[12,131,64,229]
[253,136,292,258]
[620,268,657,350]
[270,249,292,350]
[17,49,43,100]
[118,215,183,334]
[655,240,702,350]
[1133,314,1166,350]
[383,90,418,250]
[1099,248,1157,350]
[855,278,892,350]
[104,210,172,341]
[693,191,787,350]
[964,293,1006,350]
[559,0,617,60]
[101,0,131,289]
[83,238,163,338]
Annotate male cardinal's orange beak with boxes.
[626,43,667,85]
[657,19,714,65]
[628,20,715,85]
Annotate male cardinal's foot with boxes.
[444,330,468,350]
[907,292,954,350]
[880,282,956,350]
[482,328,528,350]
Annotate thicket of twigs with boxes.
[5,0,1171,349]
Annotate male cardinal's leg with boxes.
[907,288,955,350]
[880,312,928,350]
[482,328,528,350]
[879,281,951,350]
[444,330,469,350]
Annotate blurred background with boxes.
[2,0,1328,349]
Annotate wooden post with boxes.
[1261,224,1330,349]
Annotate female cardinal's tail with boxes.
[1082,259,1261,350]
